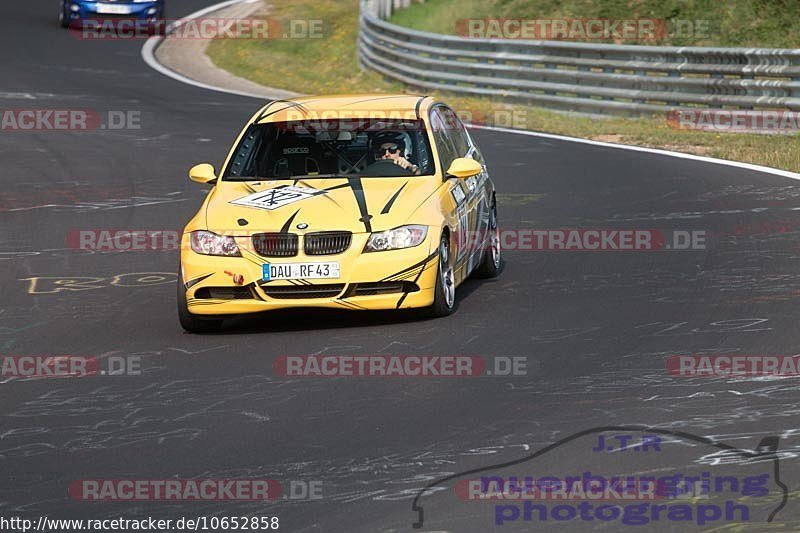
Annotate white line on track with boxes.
[141,0,800,181]
[470,124,800,181]
[140,0,264,99]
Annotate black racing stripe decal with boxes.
[280,209,301,233]
[256,101,274,120]
[396,253,435,309]
[256,100,307,122]
[387,267,424,282]
[348,177,373,233]
[380,251,437,282]
[185,273,214,290]
[344,95,410,107]
[395,290,413,309]
[337,299,369,310]
[415,96,428,119]
[241,248,264,267]
[248,285,264,301]
[324,183,351,191]
[380,181,408,214]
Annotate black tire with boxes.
[149,7,165,36]
[58,1,70,28]
[474,200,502,278]
[177,272,223,333]
[426,233,457,318]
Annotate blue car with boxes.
[59,0,165,29]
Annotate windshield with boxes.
[223,118,436,180]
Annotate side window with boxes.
[465,128,485,165]
[438,106,471,158]
[429,108,458,172]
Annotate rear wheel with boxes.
[58,0,70,28]
[474,201,501,278]
[177,270,223,333]
[426,233,456,317]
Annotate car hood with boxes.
[204,177,441,234]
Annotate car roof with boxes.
[253,94,435,124]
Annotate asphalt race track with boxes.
[1,1,799,531]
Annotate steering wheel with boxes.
[362,158,413,176]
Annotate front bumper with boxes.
[180,231,439,315]
[67,2,163,23]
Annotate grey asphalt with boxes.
[1,2,799,531]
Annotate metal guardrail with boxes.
[358,0,800,116]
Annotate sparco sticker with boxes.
[230,186,324,211]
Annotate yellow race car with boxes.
[178,95,500,332]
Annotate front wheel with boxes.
[177,270,223,333]
[426,233,456,318]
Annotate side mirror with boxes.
[446,157,482,179]
[189,163,217,184]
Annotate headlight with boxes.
[190,231,241,257]
[364,225,427,252]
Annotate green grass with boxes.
[206,0,800,173]
[390,0,800,47]
[207,0,402,95]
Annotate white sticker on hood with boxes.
[230,186,325,211]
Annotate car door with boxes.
[433,105,490,276]
[429,106,469,276]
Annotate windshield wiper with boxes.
[289,174,352,180]
[225,174,352,182]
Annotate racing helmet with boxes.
[370,131,410,160]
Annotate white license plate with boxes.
[262,262,340,281]
[96,4,133,14]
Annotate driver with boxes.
[369,132,421,175]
